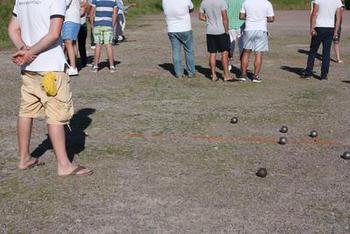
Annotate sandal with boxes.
[59,165,93,177]
[19,159,44,170]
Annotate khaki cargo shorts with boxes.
[19,71,74,125]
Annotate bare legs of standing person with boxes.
[17,117,92,176]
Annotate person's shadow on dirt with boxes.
[31,108,96,162]
[280,65,321,79]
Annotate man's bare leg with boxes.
[222,51,232,81]
[241,49,250,76]
[94,44,102,67]
[107,44,114,67]
[64,39,77,69]
[254,52,262,76]
[17,117,37,169]
[209,53,217,81]
[48,124,91,176]
[334,43,342,63]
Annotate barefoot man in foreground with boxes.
[8,0,92,176]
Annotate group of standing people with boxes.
[163,0,344,83]
[162,0,274,83]
[6,0,346,176]
[62,0,134,76]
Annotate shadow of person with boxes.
[298,49,323,61]
[158,63,176,77]
[31,108,96,162]
[280,65,305,76]
[280,65,321,80]
[99,61,121,70]
[195,65,221,80]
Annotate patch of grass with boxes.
[270,0,310,10]
[0,0,14,49]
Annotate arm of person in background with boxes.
[239,2,246,21]
[112,6,118,29]
[334,7,342,39]
[222,10,229,33]
[80,0,87,17]
[198,2,206,21]
[198,12,206,21]
[11,17,64,65]
[267,1,275,23]
[310,2,318,36]
[125,3,136,13]
[239,12,246,20]
[89,4,95,28]
[188,0,194,13]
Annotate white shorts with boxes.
[228,28,243,43]
[243,30,269,52]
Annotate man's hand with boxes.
[310,28,317,37]
[11,48,36,66]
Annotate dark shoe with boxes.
[321,75,328,80]
[236,73,247,81]
[300,70,312,80]
[187,73,196,78]
[252,75,262,83]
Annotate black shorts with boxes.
[206,33,230,53]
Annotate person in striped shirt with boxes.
[89,0,118,72]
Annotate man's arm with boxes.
[12,17,64,65]
[89,5,96,27]
[267,16,275,23]
[199,12,206,21]
[334,7,342,39]
[112,6,118,28]
[8,16,26,50]
[80,0,87,17]
[222,10,228,33]
[239,12,246,20]
[310,3,318,36]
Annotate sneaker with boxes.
[236,74,247,81]
[86,62,93,67]
[67,67,78,76]
[337,60,344,64]
[252,75,262,83]
[300,70,312,80]
[91,65,99,73]
[91,45,96,49]
[109,66,117,73]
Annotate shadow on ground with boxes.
[280,65,321,79]
[31,108,96,161]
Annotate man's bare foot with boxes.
[18,157,40,170]
[211,75,218,82]
[223,75,234,82]
[58,165,93,177]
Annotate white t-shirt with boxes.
[65,0,81,23]
[314,0,343,28]
[13,0,67,72]
[162,0,193,33]
[240,0,274,32]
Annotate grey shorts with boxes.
[243,30,269,52]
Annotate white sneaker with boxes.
[67,67,78,76]
[91,65,99,73]
[109,66,117,73]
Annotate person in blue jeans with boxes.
[162,0,196,78]
[301,0,343,80]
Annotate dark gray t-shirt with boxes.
[199,0,228,35]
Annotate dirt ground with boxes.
[1,11,350,233]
